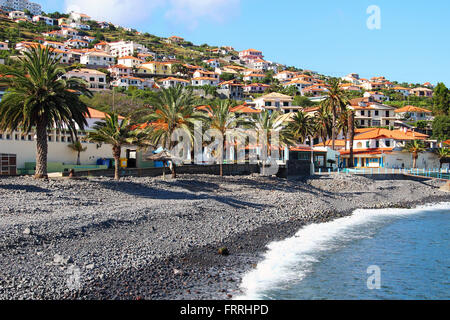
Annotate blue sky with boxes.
[40,0,450,86]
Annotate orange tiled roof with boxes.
[354,128,428,141]
[394,106,432,113]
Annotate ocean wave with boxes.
[236,202,450,300]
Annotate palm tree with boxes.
[322,78,348,150]
[68,140,87,165]
[250,110,294,174]
[404,140,427,169]
[287,110,314,144]
[337,107,350,150]
[0,46,92,179]
[314,104,333,147]
[139,85,204,178]
[205,100,241,176]
[434,147,449,171]
[85,113,133,181]
[347,110,356,168]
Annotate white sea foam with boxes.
[236,202,450,300]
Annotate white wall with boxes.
[0,138,125,169]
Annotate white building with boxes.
[0,108,126,170]
[0,0,41,15]
[394,106,433,122]
[32,15,55,25]
[349,98,397,128]
[158,77,189,89]
[111,76,155,90]
[108,41,151,58]
[191,77,220,87]
[117,56,144,68]
[62,69,108,91]
[81,51,115,67]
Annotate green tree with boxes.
[68,140,87,165]
[287,111,314,144]
[404,140,427,169]
[434,148,449,171]
[85,113,133,181]
[433,83,450,116]
[0,46,92,178]
[139,86,203,178]
[205,100,241,176]
[432,116,450,141]
[322,78,348,150]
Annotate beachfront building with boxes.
[394,106,433,121]
[339,128,438,169]
[0,108,127,172]
[62,69,108,91]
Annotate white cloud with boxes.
[64,0,241,29]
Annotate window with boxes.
[375,111,379,116]
[375,141,380,148]
[361,110,365,116]
[385,140,391,147]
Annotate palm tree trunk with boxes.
[77,152,81,166]
[348,111,355,168]
[331,108,337,151]
[35,120,48,179]
[171,163,177,179]
[413,154,418,169]
[113,145,121,181]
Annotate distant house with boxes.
[410,87,433,98]
[166,36,184,44]
[80,51,114,67]
[239,49,263,61]
[117,56,144,68]
[8,11,26,20]
[69,12,91,22]
[193,69,220,80]
[108,40,151,58]
[341,73,360,84]
[111,76,155,90]
[274,71,296,83]
[136,61,174,76]
[203,59,220,69]
[108,64,132,79]
[243,73,265,82]
[158,77,189,89]
[283,79,312,93]
[191,77,220,87]
[394,106,433,121]
[364,91,389,102]
[392,86,411,97]
[243,83,270,94]
[253,92,293,112]
[32,15,56,25]
[217,80,244,100]
[64,39,89,49]
[62,69,108,91]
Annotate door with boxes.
[126,149,137,168]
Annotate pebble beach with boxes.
[0,174,448,300]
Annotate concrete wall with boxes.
[64,163,261,178]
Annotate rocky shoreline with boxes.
[0,174,448,300]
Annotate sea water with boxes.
[238,203,450,300]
